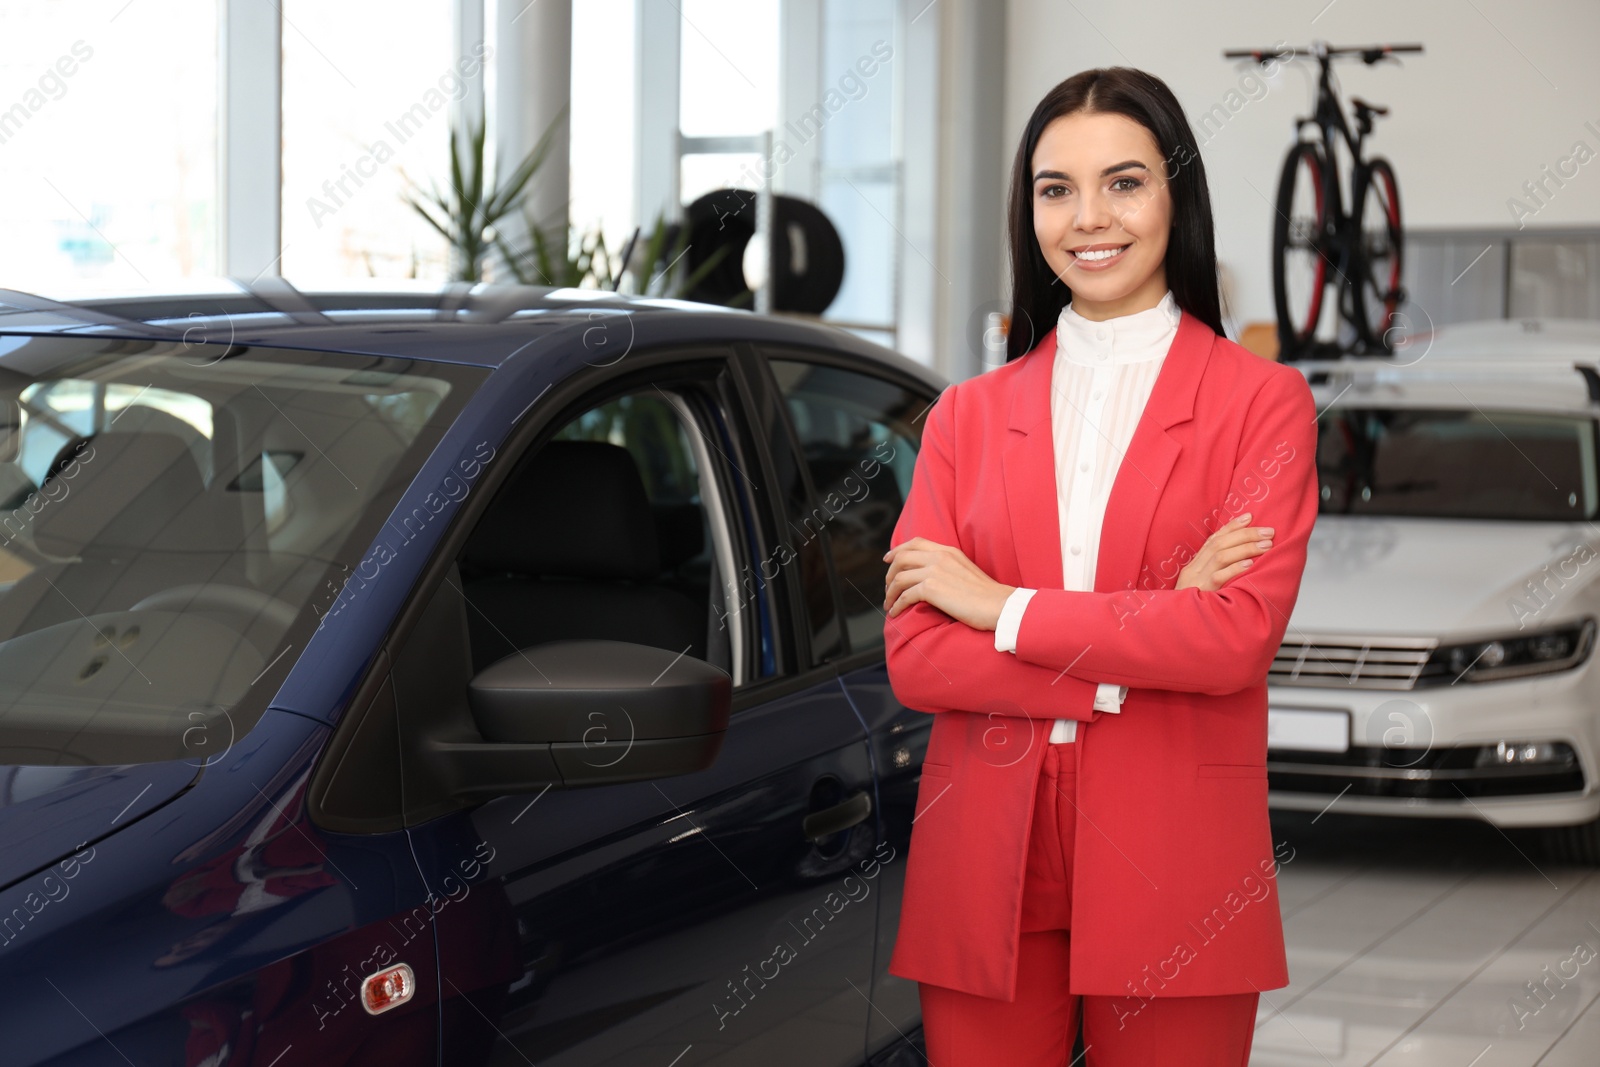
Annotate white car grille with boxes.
[1271,634,1438,689]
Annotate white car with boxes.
[1267,317,1600,862]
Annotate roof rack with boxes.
[1291,357,1600,406]
[1575,363,1600,404]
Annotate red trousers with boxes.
[918,743,1259,1066]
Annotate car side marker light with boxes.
[361,963,417,1016]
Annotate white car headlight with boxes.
[1419,617,1596,685]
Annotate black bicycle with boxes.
[1224,41,1423,358]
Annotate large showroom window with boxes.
[676,0,780,208]
[657,0,903,345]
[0,0,217,288]
[566,0,636,254]
[813,0,898,348]
[279,0,456,281]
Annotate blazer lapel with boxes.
[1003,333,1064,590]
[1003,309,1217,595]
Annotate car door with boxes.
[756,348,937,1060]
[399,346,882,1066]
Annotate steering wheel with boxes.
[130,584,299,631]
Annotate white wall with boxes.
[1002,0,1600,335]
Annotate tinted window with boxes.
[0,336,482,764]
[1317,407,1598,520]
[743,360,843,667]
[769,358,924,652]
[457,386,751,684]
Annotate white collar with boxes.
[1056,289,1181,366]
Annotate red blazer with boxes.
[884,308,1319,1003]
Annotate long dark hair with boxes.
[1005,67,1226,362]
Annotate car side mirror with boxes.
[423,639,731,799]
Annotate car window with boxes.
[767,357,926,653]
[0,336,483,765]
[455,384,754,685]
[1317,407,1599,520]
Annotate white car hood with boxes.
[1289,516,1597,636]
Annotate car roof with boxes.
[0,278,947,392]
[1393,316,1600,360]
[1295,316,1600,418]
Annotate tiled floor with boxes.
[1257,810,1600,1066]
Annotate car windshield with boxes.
[1317,406,1599,520]
[0,336,484,765]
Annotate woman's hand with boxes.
[882,537,1013,630]
[882,512,1273,627]
[1176,512,1275,591]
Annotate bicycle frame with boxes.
[1225,41,1421,357]
[1301,46,1368,220]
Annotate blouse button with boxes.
[1070,545,1083,555]
[1079,461,1089,472]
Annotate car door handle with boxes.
[802,790,873,842]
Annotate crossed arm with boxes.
[882,368,1321,711]
[880,382,1109,722]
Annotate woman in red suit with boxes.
[880,67,1320,1065]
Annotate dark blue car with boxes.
[0,282,942,1066]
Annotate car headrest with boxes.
[31,433,233,555]
[464,440,660,581]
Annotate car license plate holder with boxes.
[1268,707,1350,753]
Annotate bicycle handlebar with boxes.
[1223,43,1424,64]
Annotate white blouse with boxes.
[993,289,1181,743]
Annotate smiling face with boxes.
[1031,109,1173,321]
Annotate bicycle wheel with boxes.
[1272,141,1330,357]
[1352,156,1404,351]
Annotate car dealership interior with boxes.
[1,1,1599,1065]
